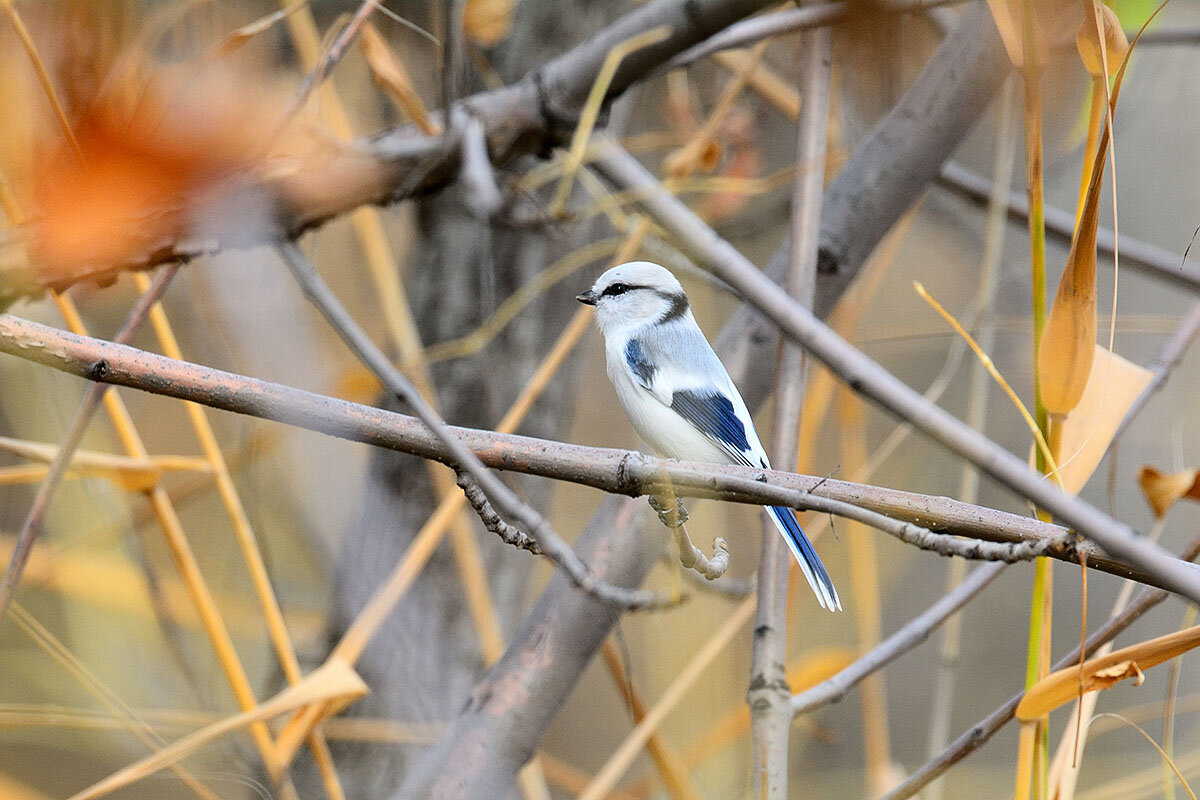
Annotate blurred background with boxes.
[1,1,1200,798]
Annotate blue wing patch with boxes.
[624,339,657,385]
[670,389,751,459]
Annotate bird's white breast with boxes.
[604,341,732,465]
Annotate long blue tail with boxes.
[767,506,841,611]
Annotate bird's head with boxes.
[577,261,691,337]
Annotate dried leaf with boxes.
[984,0,1079,68]
[463,0,516,46]
[212,3,306,58]
[1017,624,1200,721]
[1054,346,1152,493]
[360,23,438,135]
[1092,660,1144,688]
[1077,4,1129,77]
[1138,466,1200,519]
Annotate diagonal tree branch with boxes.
[0,311,1186,594]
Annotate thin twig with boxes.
[749,15,832,796]
[2,312,1185,592]
[791,562,1006,715]
[276,241,668,611]
[0,263,179,625]
[455,470,542,555]
[274,0,384,139]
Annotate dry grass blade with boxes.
[212,2,309,57]
[913,280,1062,485]
[1017,625,1200,722]
[0,436,211,491]
[360,22,439,134]
[67,658,368,800]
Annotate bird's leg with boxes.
[647,493,730,581]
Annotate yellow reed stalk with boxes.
[130,270,346,799]
[578,598,758,800]
[49,198,299,800]
[67,658,367,800]
[913,282,1062,486]
[601,641,705,800]
[839,389,896,795]
[549,26,671,215]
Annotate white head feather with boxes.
[577,261,692,338]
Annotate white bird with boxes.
[577,261,841,611]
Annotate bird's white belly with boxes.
[608,363,732,465]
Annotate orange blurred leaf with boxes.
[463,0,516,46]
[1138,466,1200,519]
[1017,624,1200,721]
[28,73,267,286]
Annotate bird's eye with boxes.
[602,282,635,298]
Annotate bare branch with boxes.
[454,470,542,555]
[668,0,965,69]
[0,311,1181,593]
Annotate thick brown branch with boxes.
[0,311,1186,594]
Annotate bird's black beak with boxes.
[576,289,598,306]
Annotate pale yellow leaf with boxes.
[1054,346,1152,493]
[1076,3,1128,78]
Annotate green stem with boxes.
[1019,2,1051,799]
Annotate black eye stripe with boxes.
[600,282,641,298]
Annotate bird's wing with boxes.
[625,324,765,467]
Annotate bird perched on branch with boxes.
[577,261,840,610]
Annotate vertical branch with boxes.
[748,17,831,799]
